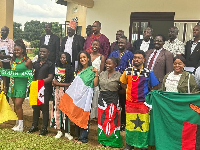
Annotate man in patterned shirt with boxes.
[163,26,185,57]
[120,50,159,150]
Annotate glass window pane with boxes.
[132,22,139,43]
[140,22,148,39]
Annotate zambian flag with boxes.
[146,90,200,150]
[59,66,95,129]
[126,102,149,148]
[29,80,45,105]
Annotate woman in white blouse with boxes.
[160,55,198,93]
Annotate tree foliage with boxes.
[23,20,45,42]
[23,20,62,42]
[13,22,23,40]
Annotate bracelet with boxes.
[95,75,99,77]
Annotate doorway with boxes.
[129,12,175,43]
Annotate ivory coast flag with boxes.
[0,91,18,124]
[59,66,95,129]
[146,90,200,150]
[126,102,149,148]
[29,80,45,105]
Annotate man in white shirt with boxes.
[185,25,200,69]
[132,27,154,53]
[145,35,173,88]
[60,20,85,70]
[39,23,60,64]
[163,26,185,57]
[0,26,14,101]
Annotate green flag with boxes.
[146,90,200,150]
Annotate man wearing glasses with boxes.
[145,35,173,88]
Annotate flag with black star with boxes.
[125,102,149,148]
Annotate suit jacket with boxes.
[40,33,60,64]
[145,48,173,87]
[133,39,154,54]
[185,40,200,68]
[60,34,85,69]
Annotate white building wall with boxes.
[86,0,200,43]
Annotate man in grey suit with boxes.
[145,34,173,88]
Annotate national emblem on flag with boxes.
[98,91,122,147]
[29,80,45,105]
[55,67,65,76]
[146,90,200,150]
[125,102,149,148]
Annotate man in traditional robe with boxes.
[83,21,110,59]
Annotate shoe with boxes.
[11,125,18,130]
[120,124,125,131]
[13,125,23,132]
[121,143,133,150]
[39,128,48,136]
[55,131,63,138]
[65,133,73,140]
[27,126,39,133]
[12,120,19,130]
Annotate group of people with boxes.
[1,19,200,150]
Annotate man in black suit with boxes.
[39,23,60,64]
[185,25,200,70]
[132,27,154,53]
[60,20,85,70]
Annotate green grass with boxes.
[0,128,112,150]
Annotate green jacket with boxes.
[160,71,199,93]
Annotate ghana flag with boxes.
[146,90,200,150]
[59,66,95,129]
[29,80,45,105]
[126,102,149,148]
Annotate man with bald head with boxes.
[132,27,154,53]
[83,21,110,59]
[163,26,185,57]
[110,30,132,53]
[185,25,200,69]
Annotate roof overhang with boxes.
[65,0,94,8]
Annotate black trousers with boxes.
[119,93,126,125]
[2,62,10,102]
[32,93,51,129]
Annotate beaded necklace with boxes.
[120,51,125,59]
[12,57,26,70]
[131,65,143,82]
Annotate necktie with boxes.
[148,51,157,69]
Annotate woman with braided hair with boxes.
[7,39,32,132]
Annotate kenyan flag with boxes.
[98,91,122,148]
[146,90,200,150]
